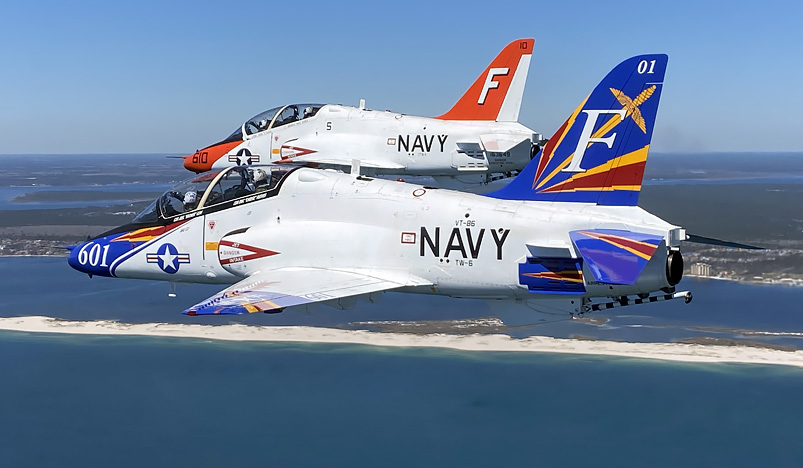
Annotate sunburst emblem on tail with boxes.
[609,85,656,133]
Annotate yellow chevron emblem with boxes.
[609,85,656,133]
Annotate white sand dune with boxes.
[2,316,803,368]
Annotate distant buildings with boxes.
[690,262,712,276]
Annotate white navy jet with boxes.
[181,39,543,189]
[69,54,756,317]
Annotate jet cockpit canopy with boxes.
[132,166,291,224]
[224,103,324,141]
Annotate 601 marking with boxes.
[76,242,110,267]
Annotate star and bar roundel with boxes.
[147,243,190,274]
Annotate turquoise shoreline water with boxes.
[1,331,802,467]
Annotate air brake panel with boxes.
[519,257,585,295]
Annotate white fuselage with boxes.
[214,105,537,176]
[112,168,680,302]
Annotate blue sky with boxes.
[1,0,801,154]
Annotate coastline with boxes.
[0,254,66,258]
[3,316,803,368]
[684,273,803,287]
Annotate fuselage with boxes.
[184,104,538,177]
[69,167,682,303]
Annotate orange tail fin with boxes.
[437,38,534,122]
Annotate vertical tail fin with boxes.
[437,38,534,122]
[486,54,668,206]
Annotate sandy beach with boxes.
[2,316,803,368]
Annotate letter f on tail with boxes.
[437,38,534,122]
[486,54,668,206]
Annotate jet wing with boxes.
[183,268,428,315]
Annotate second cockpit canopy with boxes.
[223,103,323,142]
[133,166,290,224]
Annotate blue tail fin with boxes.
[487,54,667,206]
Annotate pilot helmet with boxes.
[258,119,268,129]
[304,106,313,117]
[252,168,268,185]
[183,191,197,205]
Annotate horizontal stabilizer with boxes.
[685,234,763,250]
[525,243,574,258]
[480,134,529,153]
[184,268,426,315]
[570,229,663,285]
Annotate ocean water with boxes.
[1,257,803,466]
[1,332,802,468]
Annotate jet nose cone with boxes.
[67,245,81,271]
[183,151,209,173]
[67,234,133,277]
[183,141,242,173]
[68,240,101,275]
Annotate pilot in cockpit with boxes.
[287,106,299,124]
[183,191,198,210]
[251,169,268,191]
[303,106,315,119]
[249,167,286,192]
